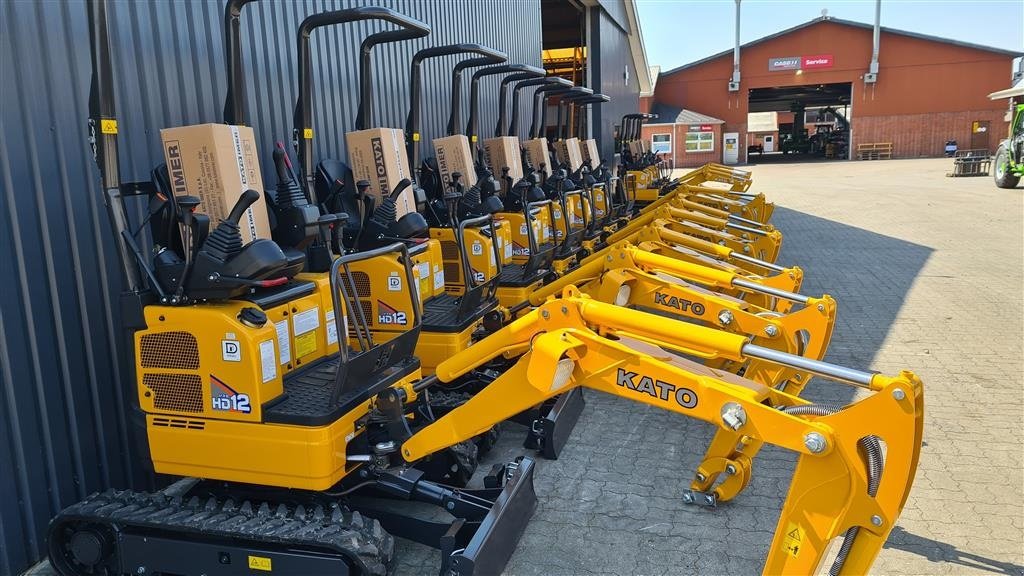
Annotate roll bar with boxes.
[222,0,257,125]
[512,78,571,139]
[530,82,576,139]
[495,70,547,137]
[556,87,594,140]
[405,44,506,169]
[446,53,507,136]
[294,7,430,192]
[466,64,545,144]
[570,93,610,140]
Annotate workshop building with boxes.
[641,16,1021,163]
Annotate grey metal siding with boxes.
[590,5,640,161]
[0,1,541,574]
[596,0,630,34]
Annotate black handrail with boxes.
[530,83,576,139]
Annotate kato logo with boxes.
[616,368,698,409]
[512,240,530,256]
[377,300,408,325]
[654,292,705,315]
[370,137,389,198]
[164,140,188,197]
[210,375,251,413]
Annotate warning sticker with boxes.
[259,339,276,383]
[325,309,338,346]
[782,521,804,558]
[292,307,320,335]
[294,331,317,358]
[274,320,291,365]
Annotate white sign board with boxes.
[747,111,778,133]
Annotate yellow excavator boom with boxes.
[404,290,923,575]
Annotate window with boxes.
[651,133,672,154]
[686,131,714,153]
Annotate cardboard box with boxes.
[432,135,478,188]
[581,138,601,166]
[628,140,645,156]
[554,137,583,172]
[346,127,415,218]
[481,136,524,181]
[160,123,271,244]
[521,138,552,178]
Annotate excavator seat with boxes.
[315,158,375,248]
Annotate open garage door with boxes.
[747,82,852,163]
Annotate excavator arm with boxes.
[403,290,923,575]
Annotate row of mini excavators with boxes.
[48,1,924,574]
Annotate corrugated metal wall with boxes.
[590,5,640,160]
[0,1,541,573]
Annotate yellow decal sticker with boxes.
[100,119,118,134]
[412,132,420,142]
[783,521,803,558]
[470,135,477,143]
[248,555,272,571]
[294,331,317,358]
[303,128,313,139]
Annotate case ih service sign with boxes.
[769,55,833,71]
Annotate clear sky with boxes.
[637,0,1024,73]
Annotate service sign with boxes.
[688,124,714,132]
[769,55,834,71]
[802,54,834,69]
[768,56,801,71]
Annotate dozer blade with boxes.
[448,458,539,576]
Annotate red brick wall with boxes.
[854,109,1009,157]
[652,20,1015,160]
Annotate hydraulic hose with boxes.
[782,404,883,575]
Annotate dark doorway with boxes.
[747,82,853,163]
[971,120,990,152]
[541,0,586,140]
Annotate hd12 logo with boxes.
[210,376,251,413]
[377,301,408,325]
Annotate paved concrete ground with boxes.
[396,158,1024,575]
[28,159,1022,575]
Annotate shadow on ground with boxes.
[884,526,1024,576]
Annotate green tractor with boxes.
[993,102,1023,189]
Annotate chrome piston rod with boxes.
[732,277,809,304]
[730,252,786,273]
[742,344,875,387]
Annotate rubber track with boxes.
[51,488,394,575]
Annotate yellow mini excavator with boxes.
[50,2,924,575]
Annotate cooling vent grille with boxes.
[152,417,205,430]
[140,331,199,370]
[143,373,204,413]
[350,272,372,297]
[440,241,459,260]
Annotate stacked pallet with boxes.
[857,142,893,160]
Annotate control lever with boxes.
[174,195,203,299]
